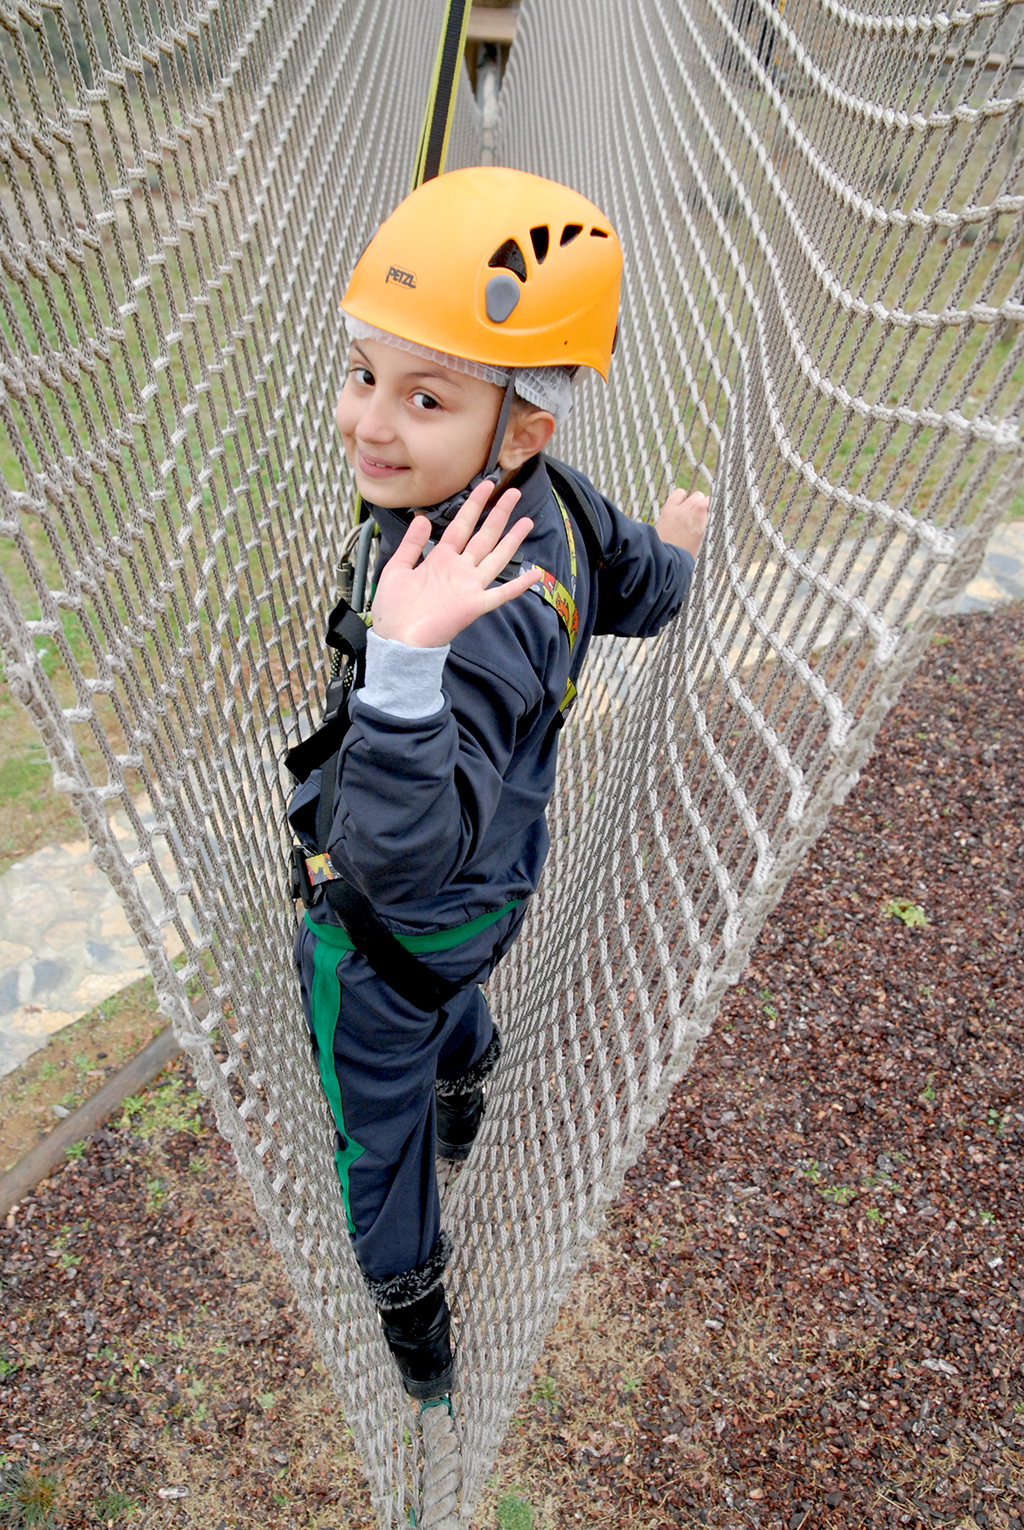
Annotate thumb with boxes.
[391,511,433,568]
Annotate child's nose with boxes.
[356,390,396,442]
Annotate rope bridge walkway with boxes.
[0,0,1021,1522]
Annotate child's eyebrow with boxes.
[405,368,460,388]
[348,341,463,392]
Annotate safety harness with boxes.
[284,458,612,1011]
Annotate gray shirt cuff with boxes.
[357,628,449,719]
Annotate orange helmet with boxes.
[341,168,622,380]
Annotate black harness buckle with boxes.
[290,845,316,906]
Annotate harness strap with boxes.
[310,747,473,1012]
[529,491,580,656]
[315,748,340,854]
[284,596,371,783]
[543,457,620,574]
[325,594,373,661]
[537,461,621,723]
[321,876,466,1012]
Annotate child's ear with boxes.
[498,408,556,473]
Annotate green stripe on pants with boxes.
[308,928,365,1237]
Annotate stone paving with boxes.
[1,522,1022,1080]
[0,802,197,1078]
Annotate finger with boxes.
[475,514,536,584]
[479,565,544,614]
[388,511,433,569]
[463,488,523,560]
[443,483,522,558]
[439,479,506,552]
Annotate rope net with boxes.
[0,0,1021,1521]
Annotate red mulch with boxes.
[591,606,1023,1527]
[1,605,1022,1529]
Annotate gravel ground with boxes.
[1,605,1021,1529]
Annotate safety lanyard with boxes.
[411,0,472,190]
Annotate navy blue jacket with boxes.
[291,454,693,935]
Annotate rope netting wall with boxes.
[0,0,1021,1522]
[457,2,1023,1515]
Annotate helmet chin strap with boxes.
[406,375,517,528]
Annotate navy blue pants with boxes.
[293,903,523,1287]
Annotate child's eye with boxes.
[411,391,441,411]
[351,365,374,387]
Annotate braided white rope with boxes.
[419,1402,461,1529]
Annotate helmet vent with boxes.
[560,223,583,247]
[488,238,528,282]
[590,227,610,238]
[529,225,550,264]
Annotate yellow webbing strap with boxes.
[346,3,471,532]
[529,492,582,717]
[350,5,471,530]
[411,0,473,190]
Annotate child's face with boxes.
[336,338,504,510]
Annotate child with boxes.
[288,167,708,1400]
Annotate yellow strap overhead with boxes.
[411,0,473,190]
[348,0,471,531]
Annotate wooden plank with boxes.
[467,6,518,46]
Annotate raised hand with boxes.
[370,481,543,649]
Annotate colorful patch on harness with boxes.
[529,566,579,648]
[305,852,339,888]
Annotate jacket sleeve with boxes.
[569,467,695,639]
[323,610,550,907]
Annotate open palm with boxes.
[370,482,543,649]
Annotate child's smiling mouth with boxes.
[357,451,407,479]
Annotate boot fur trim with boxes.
[366,1230,453,1311]
[435,1027,503,1102]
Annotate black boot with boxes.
[378,1285,454,1401]
[435,1028,502,1162]
[435,1087,485,1161]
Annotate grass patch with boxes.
[0,674,94,874]
[0,971,166,1172]
[0,1461,62,1526]
[119,1077,201,1140]
[496,1495,535,1530]
[92,1490,136,1522]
